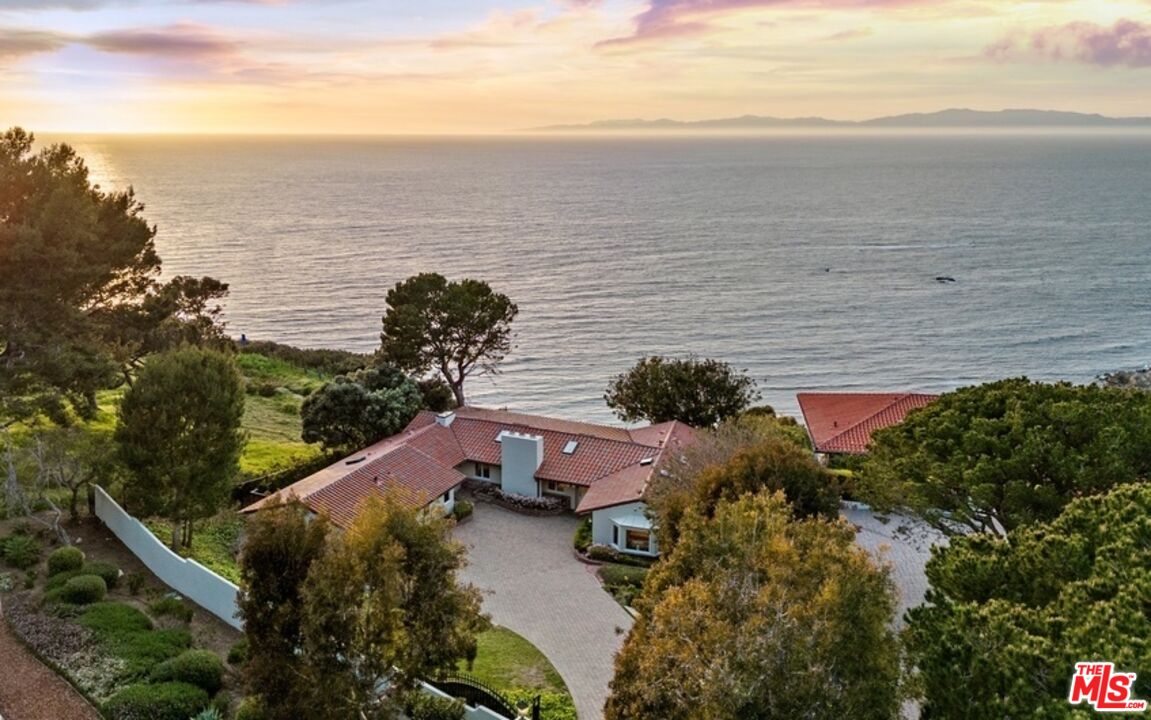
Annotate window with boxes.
[625,529,651,554]
[562,440,579,455]
[442,490,451,503]
[475,463,492,479]
[612,526,619,546]
[547,480,562,492]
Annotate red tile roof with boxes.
[248,407,697,525]
[797,392,938,455]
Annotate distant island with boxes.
[530,108,1151,131]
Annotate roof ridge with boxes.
[818,393,911,448]
[456,413,647,446]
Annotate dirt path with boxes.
[0,600,102,720]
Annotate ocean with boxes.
[61,133,1151,423]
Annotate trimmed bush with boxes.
[78,602,190,677]
[46,569,81,591]
[81,561,120,589]
[47,546,85,576]
[452,499,474,522]
[150,649,225,694]
[585,544,620,563]
[573,517,592,552]
[150,596,194,623]
[405,693,465,720]
[2,535,40,569]
[60,574,107,605]
[103,681,209,720]
[227,637,249,666]
[78,602,153,633]
[598,564,648,589]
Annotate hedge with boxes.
[60,574,107,605]
[150,649,225,694]
[47,546,85,576]
[103,682,209,720]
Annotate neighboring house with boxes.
[248,406,694,557]
[796,392,938,461]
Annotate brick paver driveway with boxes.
[454,503,633,720]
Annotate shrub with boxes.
[255,382,279,397]
[574,517,592,552]
[472,484,566,513]
[586,544,620,563]
[125,572,147,595]
[150,649,225,694]
[82,561,121,589]
[506,690,577,720]
[103,681,209,720]
[452,499,474,522]
[234,695,266,720]
[46,568,81,590]
[2,535,40,569]
[78,602,153,633]
[150,596,194,623]
[60,574,107,604]
[405,692,465,720]
[0,572,13,592]
[78,602,190,677]
[191,708,224,720]
[227,637,249,666]
[598,564,648,589]
[23,569,36,589]
[47,546,85,576]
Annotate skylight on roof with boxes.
[563,440,579,455]
[639,457,654,466]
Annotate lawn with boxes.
[464,627,567,693]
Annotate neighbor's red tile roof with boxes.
[247,407,696,525]
[797,392,938,455]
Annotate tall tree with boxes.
[380,273,518,407]
[604,355,760,427]
[299,495,488,718]
[648,418,838,553]
[238,498,331,720]
[115,346,246,548]
[0,128,227,426]
[605,492,902,720]
[905,482,1151,719]
[300,364,423,453]
[859,378,1151,536]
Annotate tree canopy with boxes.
[0,128,227,426]
[646,415,833,551]
[905,482,1151,719]
[380,273,517,407]
[604,355,760,427]
[859,378,1151,536]
[605,492,901,720]
[300,363,423,453]
[115,346,246,548]
[238,494,488,719]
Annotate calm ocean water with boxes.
[60,133,1151,423]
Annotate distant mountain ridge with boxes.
[532,109,1151,131]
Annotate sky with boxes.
[0,0,1149,133]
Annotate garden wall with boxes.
[92,486,242,630]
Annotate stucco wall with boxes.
[500,433,543,496]
[93,486,242,630]
[591,501,647,546]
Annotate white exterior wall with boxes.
[499,432,543,497]
[591,501,659,556]
[93,486,241,630]
[425,486,458,517]
[462,461,502,486]
[418,682,511,720]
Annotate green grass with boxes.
[463,627,568,695]
[240,390,320,476]
[235,352,328,395]
[143,515,243,583]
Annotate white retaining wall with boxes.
[93,486,242,630]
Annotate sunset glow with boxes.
[1,0,1149,134]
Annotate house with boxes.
[248,406,694,557]
[796,392,938,460]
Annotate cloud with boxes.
[0,28,66,58]
[599,0,902,46]
[824,26,873,41]
[986,19,1151,68]
[0,0,281,6]
[85,22,241,59]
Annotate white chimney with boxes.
[500,431,543,497]
[436,411,456,428]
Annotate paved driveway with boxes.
[454,503,634,720]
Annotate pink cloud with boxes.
[600,0,900,47]
[986,19,1151,68]
[85,22,241,60]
